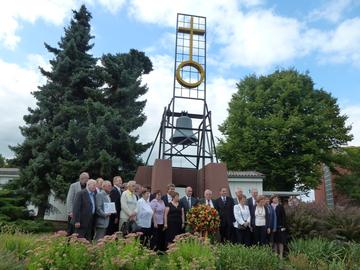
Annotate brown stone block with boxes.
[151,159,172,194]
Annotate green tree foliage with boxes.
[331,147,360,203]
[10,5,152,217]
[0,154,5,167]
[217,69,352,191]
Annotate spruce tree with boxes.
[11,5,152,217]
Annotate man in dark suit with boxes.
[161,183,176,207]
[198,189,216,208]
[72,179,97,241]
[180,186,198,218]
[246,188,258,214]
[215,187,235,243]
[106,176,122,235]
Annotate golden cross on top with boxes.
[178,16,205,61]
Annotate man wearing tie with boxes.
[161,184,176,207]
[107,176,122,235]
[215,187,235,243]
[180,186,198,218]
[72,179,97,241]
[199,189,215,208]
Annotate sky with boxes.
[1,0,360,167]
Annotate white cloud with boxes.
[319,18,360,66]
[308,0,355,23]
[343,105,360,146]
[0,0,78,50]
[218,10,304,69]
[0,58,40,158]
[0,0,128,50]
[127,0,360,69]
[97,0,127,14]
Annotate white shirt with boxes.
[136,198,153,228]
[233,204,251,228]
[205,199,214,208]
[255,206,266,226]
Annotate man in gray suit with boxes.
[66,172,89,235]
[94,180,113,241]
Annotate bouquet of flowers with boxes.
[186,204,220,235]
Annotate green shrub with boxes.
[0,250,25,270]
[288,238,345,266]
[286,203,325,240]
[27,232,96,270]
[95,233,157,270]
[321,207,360,242]
[216,243,281,270]
[0,231,37,260]
[165,233,216,270]
[286,203,360,243]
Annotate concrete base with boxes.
[134,159,229,197]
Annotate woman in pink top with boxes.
[150,190,166,252]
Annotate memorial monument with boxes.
[135,14,229,197]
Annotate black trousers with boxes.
[235,227,251,246]
[140,227,152,247]
[75,216,94,242]
[220,223,235,243]
[254,226,268,245]
[151,225,166,252]
[67,215,74,236]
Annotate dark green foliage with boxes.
[0,188,30,222]
[331,147,360,204]
[287,238,360,270]
[216,243,281,270]
[10,5,152,217]
[286,203,360,242]
[218,69,352,192]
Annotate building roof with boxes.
[263,191,303,197]
[0,168,20,176]
[227,170,265,178]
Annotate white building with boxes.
[228,170,264,198]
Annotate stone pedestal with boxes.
[134,159,229,197]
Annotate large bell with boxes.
[170,113,198,145]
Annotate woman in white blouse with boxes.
[136,189,153,246]
[251,195,270,245]
[233,194,251,246]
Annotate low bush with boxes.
[27,231,96,270]
[165,233,216,270]
[0,250,25,270]
[0,231,37,260]
[216,243,281,270]
[95,233,156,270]
[286,203,360,243]
[287,238,360,270]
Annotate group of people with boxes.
[66,172,287,257]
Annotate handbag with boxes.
[237,205,248,230]
[121,219,141,236]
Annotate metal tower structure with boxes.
[146,13,217,169]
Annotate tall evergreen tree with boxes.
[218,69,352,192]
[10,5,152,217]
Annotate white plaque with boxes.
[104,202,116,214]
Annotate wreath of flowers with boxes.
[186,204,220,234]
